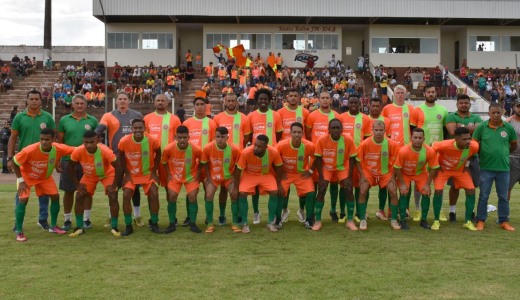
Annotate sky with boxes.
[2,0,105,46]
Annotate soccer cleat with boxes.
[346,220,358,231]
[83,219,93,229]
[266,223,278,232]
[330,212,339,222]
[16,233,28,242]
[431,220,440,230]
[353,215,361,223]
[420,220,431,229]
[281,209,290,223]
[400,220,410,230]
[311,221,322,231]
[476,220,485,231]
[189,223,202,233]
[205,225,215,233]
[463,221,477,231]
[62,220,72,231]
[275,221,283,230]
[304,220,313,230]
[338,213,346,223]
[37,219,50,230]
[439,211,448,222]
[104,218,111,228]
[111,228,121,237]
[253,213,261,225]
[359,220,368,231]
[449,212,457,223]
[390,220,401,230]
[133,217,145,227]
[49,226,67,234]
[413,211,421,222]
[218,216,227,226]
[297,209,306,223]
[376,210,388,221]
[121,225,134,236]
[164,223,177,234]
[231,225,242,233]
[150,223,161,234]
[69,227,85,237]
[181,217,190,227]
[241,225,250,233]
[500,222,516,231]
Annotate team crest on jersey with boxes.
[234,123,240,129]
[40,123,47,129]
[338,149,344,154]
[296,117,302,123]
[163,124,169,130]
[96,162,102,167]
[186,158,192,164]
[501,131,508,138]
[298,156,304,161]
[143,151,149,156]
[382,151,388,157]
[267,122,273,128]
[49,158,55,164]
[355,123,361,129]
[224,158,230,164]
[262,164,269,169]
[85,124,91,130]
[202,129,208,134]
[436,114,442,120]
[403,113,409,118]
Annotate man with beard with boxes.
[214,93,251,150]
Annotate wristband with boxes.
[17,177,24,183]
[307,169,314,174]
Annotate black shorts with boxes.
[59,160,83,192]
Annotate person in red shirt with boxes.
[117,119,162,236]
[13,128,75,242]
[201,127,241,233]
[161,125,203,234]
[68,130,122,237]
[356,120,401,231]
[394,128,439,230]
[234,135,284,233]
[431,127,479,231]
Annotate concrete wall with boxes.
[178,24,203,67]
[342,25,366,69]
[440,29,456,70]
[466,26,520,68]
[0,45,104,63]
[106,23,177,67]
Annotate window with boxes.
[275,34,305,50]
[371,37,438,54]
[240,34,271,50]
[107,33,139,49]
[469,36,499,52]
[206,34,238,49]
[142,33,173,49]
[307,34,339,50]
[503,36,520,51]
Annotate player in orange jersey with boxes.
[201,127,241,233]
[277,89,310,140]
[213,93,251,150]
[117,119,162,236]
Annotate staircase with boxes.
[178,72,224,117]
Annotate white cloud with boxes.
[2,0,104,46]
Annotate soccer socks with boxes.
[346,200,355,220]
[465,194,476,222]
[379,188,388,211]
[167,201,177,224]
[83,209,91,221]
[398,194,408,221]
[358,202,367,221]
[189,202,198,223]
[219,202,226,217]
[305,193,315,219]
[239,196,249,225]
[50,200,60,228]
[390,204,399,221]
[330,183,338,213]
[64,213,71,222]
[339,187,346,215]
[299,196,306,210]
[185,196,190,217]
[268,194,279,224]
[133,206,140,218]
[150,213,159,224]
[315,201,324,221]
[282,196,289,210]
[252,193,260,214]
[124,214,132,226]
[75,214,84,229]
[111,217,118,229]
[205,200,214,225]
[433,194,443,221]
[421,195,430,221]
[231,201,239,225]
[15,202,27,233]
[354,187,360,215]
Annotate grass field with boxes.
[0,183,519,299]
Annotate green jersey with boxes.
[12,109,55,150]
[445,112,483,138]
[412,103,448,145]
[473,120,517,171]
[58,113,99,160]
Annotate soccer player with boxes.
[57,94,99,231]
[356,120,401,230]
[445,94,482,223]
[12,128,75,242]
[95,92,144,227]
[67,130,121,237]
[431,127,479,231]
[277,89,310,140]
[381,85,414,147]
[276,122,315,227]
[234,134,284,233]
[201,127,241,233]
[161,125,203,233]
[117,119,162,236]
[394,128,439,230]
[314,119,358,231]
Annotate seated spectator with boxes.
[11,55,20,67]
[64,92,73,109]
[1,64,10,79]
[41,88,50,108]
[2,76,13,93]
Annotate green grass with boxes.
[0,183,519,299]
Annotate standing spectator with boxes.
[1,121,11,173]
[9,106,18,124]
[176,103,186,123]
[185,49,193,68]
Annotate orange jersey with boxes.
[276,138,315,174]
[237,145,283,175]
[14,142,75,184]
[339,112,371,147]
[118,134,160,182]
[247,109,283,146]
[201,141,241,182]
[161,141,202,183]
[432,139,479,172]
[356,137,400,177]
[315,134,357,172]
[305,109,340,143]
[70,143,117,179]
[213,111,251,149]
[144,112,181,150]
[182,116,217,148]
[381,103,415,146]
[367,115,391,137]
[277,106,310,140]
[205,104,212,116]
[393,144,439,176]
